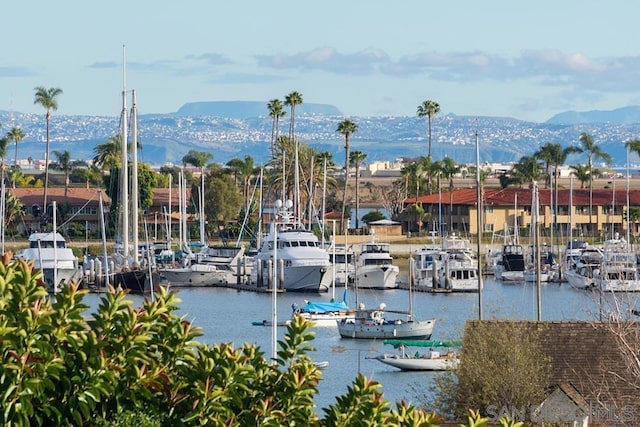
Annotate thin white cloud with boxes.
[184,53,233,65]
[207,73,289,84]
[255,47,390,74]
[0,66,37,77]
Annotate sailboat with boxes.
[372,339,461,371]
[108,51,156,295]
[336,259,435,339]
[494,194,525,282]
[157,170,230,286]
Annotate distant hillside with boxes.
[546,105,640,125]
[174,101,342,118]
[4,105,640,168]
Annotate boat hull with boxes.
[112,270,159,294]
[375,353,459,371]
[294,312,355,327]
[337,317,435,339]
[41,267,84,292]
[159,265,230,286]
[355,265,399,290]
[253,262,332,292]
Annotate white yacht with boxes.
[494,244,525,282]
[412,245,445,289]
[564,247,602,290]
[354,232,399,290]
[16,232,83,292]
[436,237,480,291]
[251,200,333,293]
[328,244,355,288]
[158,262,231,287]
[196,244,250,280]
[596,239,640,292]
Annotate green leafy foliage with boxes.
[0,256,444,425]
[453,322,551,421]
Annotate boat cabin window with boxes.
[30,240,66,249]
[364,259,390,266]
[453,270,475,280]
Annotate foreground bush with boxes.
[0,256,442,426]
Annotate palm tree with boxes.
[183,149,213,242]
[284,91,303,218]
[52,150,71,198]
[267,99,285,159]
[534,142,581,240]
[349,150,367,230]
[579,132,611,236]
[5,127,25,168]
[625,138,640,160]
[225,155,255,211]
[337,119,358,231]
[33,86,63,210]
[438,157,460,233]
[93,135,122,171]
[511,155,543,187]
[401,158,430,234]
[416,100,440,159]
[0,137,9,191]
[570,164,591,189]
[534,142,582,188]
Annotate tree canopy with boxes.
[0,256,444,425]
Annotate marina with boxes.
[80,274,620,410]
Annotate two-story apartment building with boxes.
[408,187,640,238]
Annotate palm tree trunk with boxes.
[340,138,350,232]
[355,163,360,230]
[43,114,51,211]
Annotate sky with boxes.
[3,0,640,123]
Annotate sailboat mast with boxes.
[534,181,542,320]
[121,46,129,264]
[475,129,483,320]
[627,144,631,246]
[321,158,327,246]
[131,90,139,265]
[200,167,206,245]
[168,177,172,255]
[271,222,278,365]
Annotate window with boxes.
[70,206,98,215]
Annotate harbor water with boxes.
[82,278,620,411]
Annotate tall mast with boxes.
[200,167,206,245]
[475,129,483,320]
[121,45,129,264]
[131,90,139,264]
[627,143,631,246]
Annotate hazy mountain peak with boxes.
[174,101,342,119]
[545,105,640,125]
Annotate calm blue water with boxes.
[81,279,617,410]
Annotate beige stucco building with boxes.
[407,187,638,239]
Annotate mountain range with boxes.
[2,102,640,167]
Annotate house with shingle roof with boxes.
[406,188,639,238]
[463,321,640,425]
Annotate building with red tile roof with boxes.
[405,187,639,237]
[9,187,188,238]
